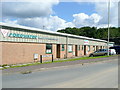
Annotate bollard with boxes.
[40,55,42,63]
[52,54,53,62]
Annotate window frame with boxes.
[68,45,73,53]
[82,45,84,50]
[62,44,65,51]
[93,46,95,51]
[88,45,90,52]
[46,44,52,54]
[79,45,80,51]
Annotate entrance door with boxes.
[56,44,60,58]
[84,45,86,55]
[96,46,99,51]
[75,45,78,56]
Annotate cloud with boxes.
[2,1,118,32]
[73,0,119,2]
[2,1,75,31]
[73,13,102,27]
[72,1,118,28]
[94,1,118,27]
[4,16,75,31]
[118,1,120,27]
[2,0,59,18]
[4,19,18,25]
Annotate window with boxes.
[93,46,95,51]
[68,45,73,53]
[103,46,104,49]
[46,44,52,54]
[62,44,64,51]
[82,45,84,50]
[88,45,90,52]
[79,45,80,50]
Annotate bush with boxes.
[2,64,8,67]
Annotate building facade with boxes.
[0,23,108,65]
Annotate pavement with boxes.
[2,57,118,88]
[2,55,118,74]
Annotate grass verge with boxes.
[1,55,116,70]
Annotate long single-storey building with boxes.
[0,23,108,65]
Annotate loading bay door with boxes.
[84,45,86,55]
[75,45,78,56]
[56,44,60,58]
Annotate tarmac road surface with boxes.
[2,58,118,88]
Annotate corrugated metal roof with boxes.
[0,22,107,42]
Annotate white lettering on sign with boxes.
[0,29,10,37]
[42,55,52,58]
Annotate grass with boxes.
[1,55,115,70]
[43,55,112,64]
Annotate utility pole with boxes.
[107,0,110,56]
[66,36,68,58]
[43,25,45,30]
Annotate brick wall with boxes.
[1,42,106,65]
[2,42,58,65]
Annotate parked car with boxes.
[89,49,116,57]
[109,49,116,55]
[109,46,120,54]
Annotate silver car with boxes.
[89,49,116,57]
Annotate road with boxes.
[2,58,118,88]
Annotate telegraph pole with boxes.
[107,0,110,56]
[43,25,45,30]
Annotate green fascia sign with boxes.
[8,33,58,41]
[9,33,37,39]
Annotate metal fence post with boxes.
[40,55,42,63]
[52,54,53,62]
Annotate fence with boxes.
[40,54,53,63]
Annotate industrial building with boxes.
[0,23,108,65]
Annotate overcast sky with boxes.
[1,0,119,31]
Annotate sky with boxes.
[1,0,119,31]
[52,2,96,21]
